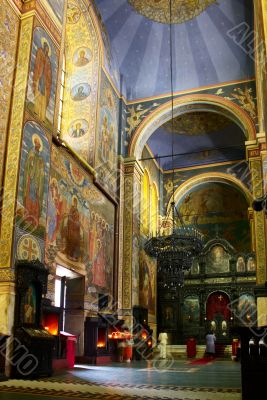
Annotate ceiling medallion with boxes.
[128,0,217,24]
[163,112,231,135]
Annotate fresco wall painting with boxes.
[0,0,20,186]
[177,182,251,252]
[16,121,51,239]
[139,248,156,316]
[46,146,115,306]
[61,0,100,167]
[95,72,119,197]
[26,26,59,132]
[15,121,51,263]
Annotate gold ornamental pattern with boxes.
[128,0,217,24]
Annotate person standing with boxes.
[205,331,216,359]
[158,331,168,359]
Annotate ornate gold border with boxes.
[0,16,33,268]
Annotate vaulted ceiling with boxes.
[146,111,246,170]
[95,0,254,100]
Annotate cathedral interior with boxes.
[0,0,267,399]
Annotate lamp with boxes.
[144,0,204,288]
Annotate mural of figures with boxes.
[17,122,50,238]
[46,146,114,297]
[236,256,246,272]
[61,0,99,166]
[237,294,257,325]
[177,182,251,252]
[73,47,92,67]
[139,249,156,315]
[183,296,200,325]
[206,245,230,274]
[26,27,58,130]
[95,72,119,198]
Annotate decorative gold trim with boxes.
[0,269,15,282]
[250,158,266,284]
[163,159,245,174]
[0,16,33,268]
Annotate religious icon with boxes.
[247,256,256,272]
[24,285,36,324]
[236,256,246,272]
[92,239,106,288]
[71,83,91,101]
[210,320,217,332]
[73,47,92,67]
[72,122,85,138]
[206,245,230,274]
[32,38,52,122]
[64,196,81,261]
[23,134,45,228]
[221,320,227,336]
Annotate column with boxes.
[122,158,143,327]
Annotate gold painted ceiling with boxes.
[128,0,217,24]
[163,112,231,135]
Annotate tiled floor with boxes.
[0,359,242,400]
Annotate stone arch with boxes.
[129,94,256,160]
[167,172,253,212]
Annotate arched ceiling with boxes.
[94,0,254,100]
[146,111,246,169]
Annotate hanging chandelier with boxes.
[144,0,204,288]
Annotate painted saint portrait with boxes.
[139,249,156,314]
[47,178,63,245]
[27,27,58,129]
[17,122,50,238]
[247,256,256,272]
[69,119,88,138]
[63,196,81,262]
[99,108,115,165]
[191,259,200,274]
[237,294,257,325]
[163,306,175,328]
[71,83,91,101]
[206,245,230,274]
[73,47,92,67]
[183,296,200,325]
[23,284,37,324]
[236,256,246,272]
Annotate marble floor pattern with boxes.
[0,360,242,400]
